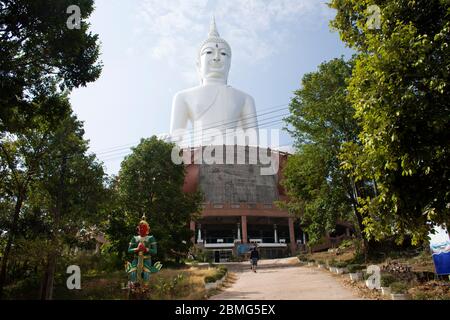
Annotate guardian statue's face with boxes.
[138,223,149,236]
[198,41,231,83]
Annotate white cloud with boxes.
[133,0,332,86]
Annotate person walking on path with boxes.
[250,246,260,272]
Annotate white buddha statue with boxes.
[169,18,258,146]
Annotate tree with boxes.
[0,96,70,297]
[33,113,107,299]
[330,0,450,243]
[107,137,202,263]
[0,101,107,299]
[283,57,373,247]
[0,0,102,133]
[1,0,103,298]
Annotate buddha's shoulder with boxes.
[173,86,202,100]
[227,86,253,100]
[174,85,252,99]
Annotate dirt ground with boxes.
[209,257,365,300]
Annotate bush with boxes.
[363,271,372,280]
[381,273,397,287]
[204,275,217,283]
[151,274,187,298]
[195,249,213,263]
[205,266,227,283]
[317,260,325,265]
[297,255,308,262]
[229,255,245,262]
[335,261,348,268]
[328,259,338,267]
[390,281,409,294]
[338,239,353,250]
[347,264,364,273]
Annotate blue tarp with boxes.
[237,244,252,255]
[432,252,450,275]
[429,225,450,275]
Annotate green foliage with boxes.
[0,102,109,298]
[381,273,397,287]
[338,239,353,250]
[106,136,203,262]
[328,259,337,267]
[0,0,102,133]
[282,57,367,245]
[335,261,348,268]
[330,0,450,243]
[152,273,186,298]
[390,281,409,294]
[347,264,364,273]
[205,266,227,283]
[1,0,104,298]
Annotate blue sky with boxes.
[69,0,354,175]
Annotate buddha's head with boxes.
[197,17,231,85]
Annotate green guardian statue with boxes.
[125,216,162,289]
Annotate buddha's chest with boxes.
[186,86,246,128]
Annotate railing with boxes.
[202,236,291,244]
[247,236,290,243]
[200,202,284,211]
[204,237,235,244]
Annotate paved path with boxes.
[210,258,363,300]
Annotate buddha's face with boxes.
[198,41,231,83]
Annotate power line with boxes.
[93,103,290,156]
[168,114,289,148]
[99,117,289,162]
[95,106,289,157]
[99,116,288,161]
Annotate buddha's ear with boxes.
[196,61,203,85]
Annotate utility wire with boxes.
[93,103,289,155]
[99,116,288,161]
[99,117,289,162]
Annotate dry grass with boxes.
[204,272,237,299]
[409,281,450,300]
[306,248,356,264]
[145,266,218,300]
[51,266,224,300]
[305,246,444,300]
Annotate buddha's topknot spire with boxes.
[198,16,231,58]
[209,16,220,38]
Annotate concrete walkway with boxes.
[209,258,363,300]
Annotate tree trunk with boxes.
[40,253,57,300]
[40,155,66,300]
[0,195,23,299]
[348,177,373,260]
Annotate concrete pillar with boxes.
[241,216,248,244]
[303,232,306,245]
[274,224,278,243]
[288,218,296,255]
[346,227,351,237]
[197,224,202,243]
[190,221,195,245]
[237,223,241,241]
